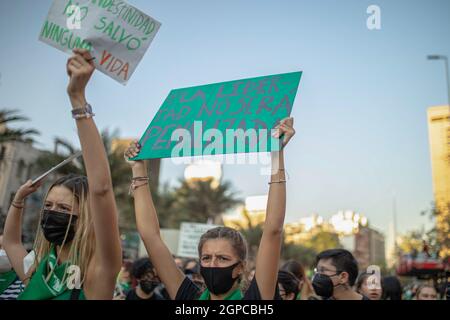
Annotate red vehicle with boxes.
[396,253,449,278]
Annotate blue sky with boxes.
[1,0,449,237]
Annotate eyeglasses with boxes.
[314,267,342,275]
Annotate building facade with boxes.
[0,141,44,248]
[427,105,450,257]
[353,226,386,271]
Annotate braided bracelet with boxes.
[129,177,150,196]
[11,200,24,210]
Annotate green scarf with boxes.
[18,246,85,300]
[198,287,243,300]
[0,270,18,294]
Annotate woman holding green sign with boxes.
[2,49,122,300]
[124,117,295,300]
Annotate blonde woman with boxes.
[3,49,122,300]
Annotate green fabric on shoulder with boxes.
[0,270,18,294]
[198,287,243,300]
[18,246,85,300]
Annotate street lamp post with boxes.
[427,55,450,107]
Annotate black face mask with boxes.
[312,273,341,299]
[200,262,240,295]
[41,209,78,245]
[139,280,158,294]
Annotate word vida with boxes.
[99,50,130,81]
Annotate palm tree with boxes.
[0,109,39,144]
[35,137,84,176]
[167,178,242,228]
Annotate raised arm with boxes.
[3,181,42,283]
[125,142,186,300]
[66,49,122,299]
[254,117,295,299]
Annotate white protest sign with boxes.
[39,0,161,85]
[177,222,219,258]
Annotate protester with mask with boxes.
[124,117,295,300]
[312,249,368,300]
[281,259,314,300]
[0,234,24,300]
[2,49,122,300]
[183,259,199,274]
[174,256,184,270]
[125,257,165,300]
[277,270,299,300]
[113,260,133,299]
[415,284,438,300]
[183,259,204,289]
[355,272,382,300]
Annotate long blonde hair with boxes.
[32,174,95,286]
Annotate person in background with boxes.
[174,256,184,270]
[381,276,402,300]
[125,257,165,300]
[415,284,438,300]
[277,270,299,300]
[355,272,382,300]
[183,259,199,274]
[281,259,314,300]
[114,259,133,299]
[0,234,24,300]
[312,249,368,300]
[183,259,204,289]
[248,268,256,282]
[445,278,450,300]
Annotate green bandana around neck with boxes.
[18,245,85,300]
[198,287,243,300]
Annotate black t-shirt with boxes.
[125,289,166,300]
[175,276,281,300]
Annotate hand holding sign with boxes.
[13,180,44,203]
[124,140,142,167]
[40,0,161,85]
[272,117,295,149]
[67,49,95,99]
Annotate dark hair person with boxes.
[281,259,314,300]
[277,270,299,300]
[2,49,122,300]
[125,258,165,300]
[312,249,367,300]
[381,276,402,300]
[124,117,295,300]
[355,272,382,300]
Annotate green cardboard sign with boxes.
[134,71,302,160]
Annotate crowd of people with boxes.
[108,251,444,301]
[0,49,447,301]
